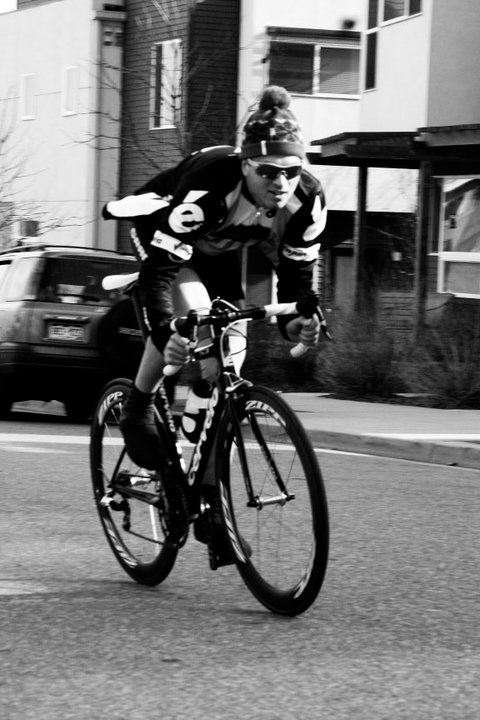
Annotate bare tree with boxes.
[0,105,82,250]
[83,0,240,177]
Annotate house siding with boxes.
[0,0,104,247]
[119,0,190,195]
[117,0,190,251]
[117,0,239,252]
[188,0,240,150]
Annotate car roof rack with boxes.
[0,241,135,258]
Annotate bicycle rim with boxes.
[90,378,178,586]
[216,386,329,615]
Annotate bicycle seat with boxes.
[102,272,139,292]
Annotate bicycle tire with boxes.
[215,385,329,615]
[90,378,179,586]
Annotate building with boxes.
[5,0,420,315]
[116,0,240,251]
[0,0,369,295]
[232,0,367,305]
[311,0,480,338]
[85,0,370,308]
[0,0,126,250]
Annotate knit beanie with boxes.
[240,86,305,159]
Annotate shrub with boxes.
[401,324,480,408]
[319,309,405,399]
[242,322,326,391]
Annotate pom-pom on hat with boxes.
[240,86,305,160]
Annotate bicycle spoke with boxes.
[90,379,178,586]
[217,386,328,615]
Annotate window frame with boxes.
[383,0,422,24]
[150,38,182,130]
[436,175,480,299]
[268,35,361,98]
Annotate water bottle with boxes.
[181,379,213,443]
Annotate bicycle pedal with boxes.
[207,540,236,570]
[185,490,202,521]
[100,493,128,513]
[116,469,155,488]
[166,526,189,549]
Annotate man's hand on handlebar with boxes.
[285,314,321,347]
[164,332,190,367]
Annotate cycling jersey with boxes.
[103,145,327,348]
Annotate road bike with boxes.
[90,272,329,616]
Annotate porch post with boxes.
[353,164,369,311]
[413,159,433,342]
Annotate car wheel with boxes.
[64,396,95,423]
[0,390,13,418]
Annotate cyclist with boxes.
[103,85,328,470]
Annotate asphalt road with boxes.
[1,413,479,720]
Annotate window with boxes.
[0,262,12,297]
[365,33,377,91]
[269,39,360,96]
[62,66,78,115]
[4,257,42,301]
[103,25,124,46]
[437,177,480,297]
[383,0,422,22]
[19,219,39,237]
[150,39,182,129]
[365,0,421,90]
[20,73,35,119]
[368,0,379,28]
[38,258,137,305]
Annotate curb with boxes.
[306,429,480,470]
[173,394,480,470]
[12,398,480,470]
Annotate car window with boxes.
[37,256,137,306]
[3,257,43,301]
[0,260,12,298]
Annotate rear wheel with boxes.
[216,386,329,616]
[90,378,179,586]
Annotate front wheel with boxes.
[216,386,329,616]
[90,378,179,586]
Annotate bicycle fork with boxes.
[228,399,296,509]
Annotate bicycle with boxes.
[90,272,329,616]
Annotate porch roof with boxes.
[308,124,480,170]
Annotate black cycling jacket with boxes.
[103,145,327,348]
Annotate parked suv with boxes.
[0,243,142,420]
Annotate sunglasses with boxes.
[249,161,302,181]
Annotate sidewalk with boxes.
[281,393,480,470]
[12,394,480,470]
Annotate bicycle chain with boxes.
[157,469,190,548]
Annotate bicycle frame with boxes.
[160,299,298,516]
[104,275,322,513]
[153,302,253,511]
[93,278,330,612]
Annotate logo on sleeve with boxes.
[168,190,207,234]
[282,243,320,262]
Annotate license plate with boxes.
[47,324,85,342]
